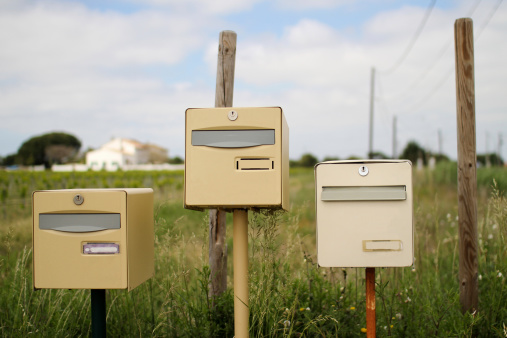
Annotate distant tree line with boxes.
[289,140,504,168]
[1,132,81,168]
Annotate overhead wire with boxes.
[379,0,483,102]
[374,0,503,155]
[396,0,504,115]
[379,0,437,76]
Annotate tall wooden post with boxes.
[368,67,375,159]
[209,30,237,299]
[454,18,479,313]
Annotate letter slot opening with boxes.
[363,240,402,252]
[237,158,273,170]
[192,129,275,148]
[321,186,406,201]
[39,213,121,232]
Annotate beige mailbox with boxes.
[315,160,413,267]
[185,107,289,210]
[32,188,154,290]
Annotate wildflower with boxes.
[306,307,310,311]
[390,325,394,328]
[283,320,290,327]
[488,234,494,240]
[405,296,412,303]
[340,287,344,292]
[384,326,387,330]
[446,213,451,221]
[478,274,482,281]
[396,313,402,320]
[361,328,367,333]
[299,307,305,312]
[392,317,395,320]
[492,224,498,230]
[498,272,503,278]
[304,258,307,263]
[350,306,356,310]
[284,308,290,313]
[339,295,343,300]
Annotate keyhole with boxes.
[358,166,369,176]
[73,194,84,205]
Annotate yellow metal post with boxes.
[233,209,249,338]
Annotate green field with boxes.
[0,164,506,337]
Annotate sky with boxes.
[0,0,505,161]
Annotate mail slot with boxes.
[315,160,413,267]
[32,188,154,290]
[185,107,289,210]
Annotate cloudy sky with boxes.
[0,0,505,161]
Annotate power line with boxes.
[380,0,437,76]
[379,0,483,102]
[380,0,503,117]
[399,0,504,115]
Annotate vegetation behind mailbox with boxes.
[0,165,506,336]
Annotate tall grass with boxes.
[0,167,506,336]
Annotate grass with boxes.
[0,166,506,336]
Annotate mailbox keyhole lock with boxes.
[228,110,238,121]
[359,165,369,176]
[73,194,84,205]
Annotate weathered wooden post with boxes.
[454,18,479,313]
[209,30,237,299]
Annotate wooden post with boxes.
[233,209,249,338]
[454,18,479,314]
[365,268,376,338]
[209,31,237,299]
[368,67,375,159]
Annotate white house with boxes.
[86,138,168,171]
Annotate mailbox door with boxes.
[33,190,128,289]
[185,107,287,209]
[316,161,413,267]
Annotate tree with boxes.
[323,156,340,162]
[400,141,428,165]
[477,153,504,167]
[368,151,389,159]
[1,154,19,166]
[298,153,319,167]
[169,156,184,164]
[17,132,81,168]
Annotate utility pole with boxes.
[438,129,443,155]
[368,67,375,159]
[392,115,397,159]
[486,132,491,167]
[498,133,503,162]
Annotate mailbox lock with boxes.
[73,194,84,205]
[358,165,369,176]
[228,110,238,121]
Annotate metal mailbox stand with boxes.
[91,289,106,338]
[233,210,249,338]
[365,267,376,337]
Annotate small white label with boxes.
[83,243,119,254]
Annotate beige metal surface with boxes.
[185,107,289,210]
[32,188,154,290]
[315,160,413,267]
